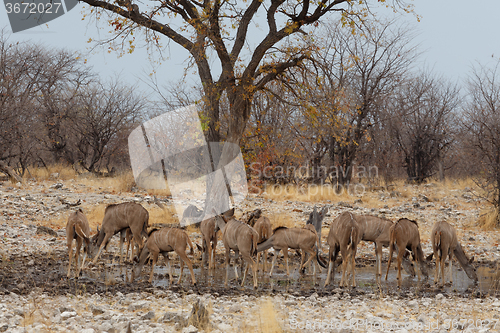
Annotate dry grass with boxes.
[241,298,282,333]
[267,210,299,229]
[27,164,77,181]
[477,208,500,230]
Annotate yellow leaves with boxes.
[87,38,93,43]
[128,40,135,54]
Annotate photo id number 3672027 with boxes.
[5,2,62,14]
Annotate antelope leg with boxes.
[67,242,74,278]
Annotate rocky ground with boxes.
[1,177,500,332]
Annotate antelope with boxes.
[66,209,93,278]
[133,227,196,285]
[91,202,149,265]
[257,224,327,278]
[242,209,272,272]
[385,218,429,287]
[240,208,262,227]
[213,209,259,288]
[431,221,477,286]
[180,204,204,226]
[353,214,415,282]
[200,209,234,270]
[306,205,329,250]
[324,212,361,287]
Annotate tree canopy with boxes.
[79,0,410,144]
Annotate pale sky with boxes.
[1,0,500,98]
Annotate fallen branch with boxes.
[0,161,22,183]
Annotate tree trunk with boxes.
[438,157,444,182]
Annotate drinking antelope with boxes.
[133,227,197,285]
[431,221,477,286]
[324,212,361,287]
[385,218,429,287]
[213,209,259,288]
[66,209,94,278]
[91,202,149,265]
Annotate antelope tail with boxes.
[186,235,195,255]
[74,224,90,251]
[252,233,258,256]
[349,227,358,252]
[142,212,150,239]
[257,235,275,252]
[435,231,442,259]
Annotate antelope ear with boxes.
[225,208,235,217]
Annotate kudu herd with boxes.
[65,200,479,289]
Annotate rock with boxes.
[435,293,444,300]
[141,311,155,320]
[36,226,58,237]
[60,311,77,319]
[53,204,69,212]
[81,329,95,333]
[50,183,64,189]
[0,324,8,332]
[128,301,151,311]
[59,306,75,313]
[228,304,241,313]
[161,312,186,325]
[100,321,115,333]
[408,300,419,310]
[182,325,198,333]
[218,323,233,332]
[90,305,105,315]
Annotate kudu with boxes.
[133,227,196,285]
[431,221,477,286]
[306,205,329,250]
[66,209,93,277]
[240,208,262,227]
[180,204,204,226]
[242,209,272,272]
[200,209,234,270]
[324,212,361,287]
[385,218,429,287]
[91,202,149,265]
[257,224,327,278]
[213,209,259,288]
[353,214,415,282]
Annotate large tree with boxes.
[79,0,409,145]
